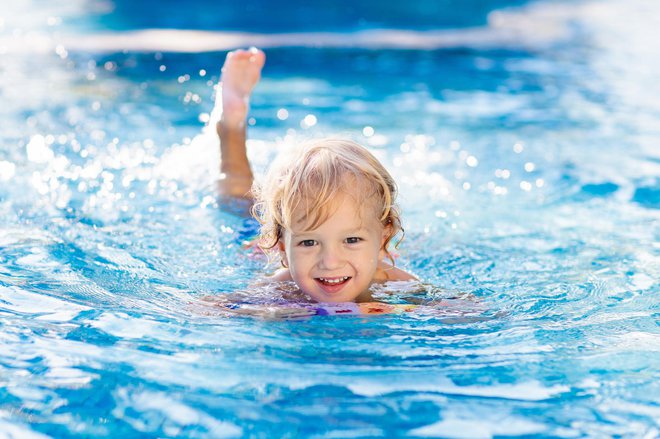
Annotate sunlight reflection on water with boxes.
[1,0,659,437]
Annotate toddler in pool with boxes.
[213,48,416,306]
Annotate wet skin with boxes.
[272,193,414,303]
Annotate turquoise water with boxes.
[1,0,659,437]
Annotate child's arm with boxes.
[198,294,316,320]
[212,48,266,199]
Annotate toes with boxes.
[224,48,265,69]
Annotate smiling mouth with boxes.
[316,276,351,286]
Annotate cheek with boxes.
[287,250,311,273]
[279,239,299,264]
[354,249,380,271]
[373,239,386,260]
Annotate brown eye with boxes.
[346,237,362,244]
[299,240,316,247]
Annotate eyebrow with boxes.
[290,227,368,237]
[344,227,367,234]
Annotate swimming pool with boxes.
[1,0,659,437]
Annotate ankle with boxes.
[221,101,249,126]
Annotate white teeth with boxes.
[318,276,349,284]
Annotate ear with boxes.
[277,240,288,268]
[379,223,393,260]
[381,223,392,247]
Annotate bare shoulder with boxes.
[269,268,293,282]
[378,262,418,282]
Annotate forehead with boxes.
[291,190,381,233]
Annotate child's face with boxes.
[279,193,389,303]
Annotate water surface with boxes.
[1,0,659,437]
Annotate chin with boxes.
[320,295,356,303]
[297,278,368,303]
[314,290,364,303]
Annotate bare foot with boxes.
[213,47,266,133]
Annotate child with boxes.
[213,48,416,306]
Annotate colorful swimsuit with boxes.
[223,301,418,316]
[313,302,417,315]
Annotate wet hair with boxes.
[251,138,403,264]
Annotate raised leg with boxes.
[213,47,266,198]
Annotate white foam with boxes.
[0,227,59,247]
[26,134,54,163]
[611,331,660,352]
[347,377,568,401]
[95,243,155,274]
[0,161,16,181]
[409,414,547,438]
[0,285,91,322]
[0,416,51,439]
[112,388,242,437]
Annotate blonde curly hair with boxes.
[251,138,403,265]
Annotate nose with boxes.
[318,245,344,270]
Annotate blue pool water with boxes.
[1,0,659,437]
